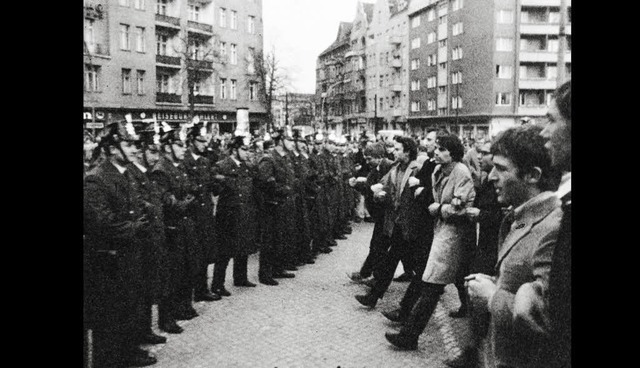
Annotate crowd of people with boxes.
[84,80,571,368]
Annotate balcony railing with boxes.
[156,93,182,103]
[155,13,181,27]
[391,84,402,92]
[188,21,213,34]
[189,95,214,105]
[85,43,109,56]
[187,59,214,70]
[391,59,402,68]
[156,54,181,66]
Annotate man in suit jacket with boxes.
[84,122,157,367]
[513,80,571,368]
[465,125,561,367]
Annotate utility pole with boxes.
[556,0,568,85]
[285,92,289,127]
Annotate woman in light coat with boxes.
[385,134,476,351]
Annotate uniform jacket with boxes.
[422,162,476,284]
[483,191,562,368]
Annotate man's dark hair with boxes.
[417,145,428,153]
[395,136,418,161]
[491,125,560,192]
[364,142,385,158]
[554,79,571,124]
[436,135,465,162]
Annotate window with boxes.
[193,80,202,94]
[496,65,513,79]
[452,47,463,60]
[379,98,383,111]
[547,65,557,80]
[438,86,446,94]
[230,79,237,99]
[119,0,130,7]
[438,15,447,25]
[230,44,237,64]
[427,9,436,21]
[220,78,227,99]
[496,92,512,106]
[452,0,464,11]
[220,42,227,60]
[156,34,168,55]
[452,22,463,36]
[411,80,420,91]
[379,75,384,87]
[411,16,421,28]
[427,32,436,44]
[248,16,256,34]
[497,9,513,24]
[136,70,145,94]
[136,27,146,52]
[134,0,145,10]
[496,37,513,51]
[411,58,420,70]
[411,101,421,112]
[427,76,437,88]
[427,54,437,66]
[247,47,256,73]
[84,65,100,92]
[190,40,203,60]
[438,62,447,72]
[220,8,227,27]
[156,0,167,15]
[157,74,170,93]
[231,10,238,29]
[451,96,462,109]
[427,99,436,111]
[437,108,447,116]
[549,11,560,24]
[189,5,200,21]
[519,64,545,79]
[122,69,132,94]
[249,82,257,100]
[547,39,559,52]
[120,24,130,50]
[84,19,95,49]
[438,39,447,48]
[451,71,462,84]
[411,37,421,49]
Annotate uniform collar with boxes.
[133,161,147,173]
[556,172,571,200]
[111,161,127,174]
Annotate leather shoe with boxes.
[334,234,347,240]
[364,217,374,223]
[393,272,414,282]
[445,347,478,367]
[347,271,364,282]
[362,277,376,288]
[234,280,257,287]
[194,291,222,302]
[448,307,468,318]
[382,309,407,323]
[259,278,279,286]
[212,287,231,297]
[126,349,157,367]
[385,332,418,350]
[159,320,183,334]
[140,332,167,345]
[304,257,316,264]
[174,310,196,321]
[317,247,332,253]
[284,265,298,271]
[273,271,295,279]
[355,294,378,308]
[327,239,338,247]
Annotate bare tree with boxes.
[252,47,291,132]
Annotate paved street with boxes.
[142,221,473,368]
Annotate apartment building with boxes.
[83,0,267,134]
[407,0,572,139]
[272,93,316,130]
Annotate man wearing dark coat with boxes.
[309,137,334,254]
[291,134,317,265]
[183,125,221,302]
[84,122,157,367]
[210,135,259,296]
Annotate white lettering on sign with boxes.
[86,123,104,129]
[84,112,92,120]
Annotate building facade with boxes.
[83,0,267,134]
[272,93,316,131]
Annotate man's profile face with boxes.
[541,99,571,171]
[115,141,139,165]
[193,139,207,154]
[424,131,437,153]
[394,142,408,163]
[145,149,161,167]
[479,143,493,173]
[365,155,381,168]
[171,141,187,160]
[488,154,529,207]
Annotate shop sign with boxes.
[86,122,104,129]
[357,118,367,124]
[154,111,218,122]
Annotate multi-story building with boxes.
[83,0,267,134]
[407,0,572,139]
[272,93,316,131]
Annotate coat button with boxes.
[516,223,526,229]
[239,194,242,197]
[129,210,134,214]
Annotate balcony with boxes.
[189,95,214,105]
[518,105,548,116]
[391,59,402,68]
[156,93,182,103]
[520,24,560,35]
[188,21,214,36]
[187,59,214,71]
[391,84,402,92]
[521,0,571,6]
[519,79,557,90]
[389,35,402,45]
[85,43,109,57]
[519,51,571,63]
[156,54,181,67]
[155,13,181,29]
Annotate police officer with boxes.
[84,121,157,367]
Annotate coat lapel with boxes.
[398,161,419,199]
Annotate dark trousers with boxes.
[400,282,446,339]
[92,327,140,368]
[398,235,433,315]
[212,254,249,288]
[195,262,210,295]
[369,225,415,300]
[259,208,281,279]
[359,220,389,279]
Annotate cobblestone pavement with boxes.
[140,221,473,368]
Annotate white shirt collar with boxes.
[112,161,127,174]
[133,162,147,173]
[231,156,241,166]
[191,152,201,160]
[556,172,571,199]
[173,162,180,167]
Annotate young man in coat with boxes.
[84,122,157,367]
[354,136,422,308]
[211,135,259,296]
[512,80,571,368]
[465,125,561,367]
